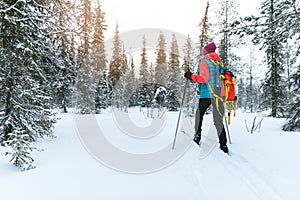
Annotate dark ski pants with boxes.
[195,98,227,146]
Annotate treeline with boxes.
[0,0,194,170]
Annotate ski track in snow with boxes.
[181,123,283,200]
[212,149,282,200]
[193,169,210,200]
[1,110,299,200]
[181,145,211,200]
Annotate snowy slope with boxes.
[0,110,300,200]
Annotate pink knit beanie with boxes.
[202,42,217,55]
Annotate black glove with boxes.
[184,69,193,80]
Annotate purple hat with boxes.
[202,42,217,55]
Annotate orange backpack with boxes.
[221,70,237,102]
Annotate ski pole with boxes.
[224,116,232,144]
[172,78,189,150]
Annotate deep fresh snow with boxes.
[1,109,300,200]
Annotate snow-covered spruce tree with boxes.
[0,0,56,170]
[131,39,157,110]
[134,82,157,111]
[116,56,137,112]
[109,23,123,87]
[136,35,152,110]
[139,35,149,85]
[112,49,134,112]
[153,31,168,109]
[166,33,181,111]
[258,0,287,117]
[49,0,77,113]
[168,33,180,91]
[91,1,107,74]
[267,0,300,119]
[95,70,111,113]
[149,62,155,84]
[283,42,300,129]
[74,0,97,114]
[282,63,300,131]
[92,1,108,113]
[270,0,300,51]
[111,45,130,110]
[182,34,195,68]
[127,57,138,105]
[282,32,300,131]
[108,23,131,110]
[155,31,168,87]
[182,34,196,116]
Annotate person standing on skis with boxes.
[184,42,228,153]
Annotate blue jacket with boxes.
[191,52,223,99]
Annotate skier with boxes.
[184,42,228,153]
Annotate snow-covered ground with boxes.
[1,109,300,200]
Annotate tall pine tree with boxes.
[155,31,168,87]
[283,63,300,131]
[0,0,56,170]
[139,35,149,85]
[182,34,196,116]
[74,0,97,114]
[259,0,286,117]
[166,33,180,111]
[50,0,77,113]
[109,23,123,87]
[92,1,109,113]
[198,1,212,52]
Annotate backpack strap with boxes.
[205,59,237,125]
[206,81,225,116]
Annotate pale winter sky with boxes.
[101,0,262,42]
